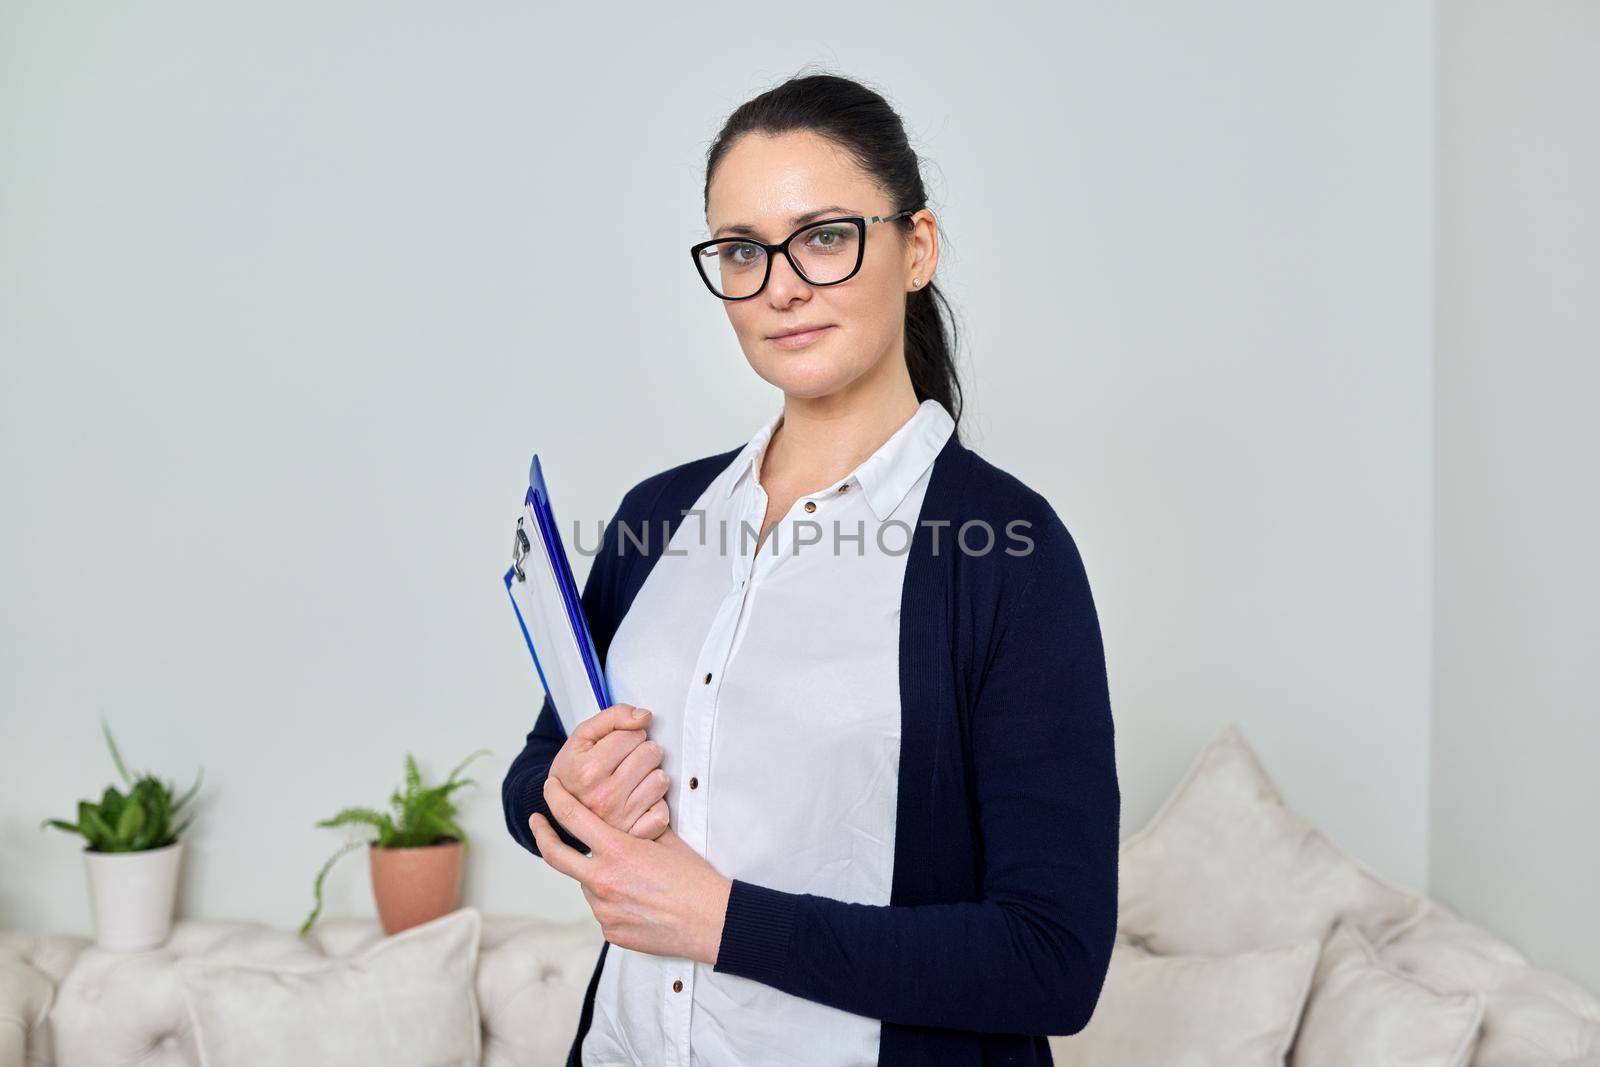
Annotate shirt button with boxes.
[704,672,713,684]
[673,979,684,992]
[803,500,816,513]
[689,776,698,789]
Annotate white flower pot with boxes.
[83,840,183,951]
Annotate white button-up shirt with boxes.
[579,398,957,1067]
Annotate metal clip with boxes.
[512,517,531,582]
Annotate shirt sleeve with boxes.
[710,512,1121,1037]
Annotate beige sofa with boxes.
[0,913,604,1067]
[4,722,1596,1066]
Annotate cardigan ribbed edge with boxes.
[715,879,800,982]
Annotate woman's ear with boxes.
[905,209,940,290]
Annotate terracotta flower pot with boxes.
[368,838,463,935]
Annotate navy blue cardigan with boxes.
[503,432,1120,1066]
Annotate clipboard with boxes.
[504,455,612,737]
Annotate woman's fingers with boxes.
[528,811,594,881]
[622,771,671,836]
[607,737,663,806]
[630,797,671,841]
[565,730,650,820]
[553,703,668,839]
[587,726,650,778]
[542,776,627,859]
[551,710,646,808]
[572,704,651,749]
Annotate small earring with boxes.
[912,277,921,288]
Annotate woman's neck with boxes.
[760,371,923,496]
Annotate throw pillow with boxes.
[178,906,481,1067]
[1118,722,1429,955]
[1289,920,1484,1067]
[1049,935,1320,1066]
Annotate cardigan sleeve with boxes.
[502,692,592,856]
[711,512,1121,1037]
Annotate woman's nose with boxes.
[763,251,813,302]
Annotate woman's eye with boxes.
[723,242,761,268]
[804,226,853,252]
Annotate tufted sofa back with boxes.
[0,916,604,1067]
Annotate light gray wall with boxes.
[1433,0,1600,993]
[2,2,1434,935]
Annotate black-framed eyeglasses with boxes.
[689,211,917,301]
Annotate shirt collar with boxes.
[723,398,956,521]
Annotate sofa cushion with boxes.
[476,917,604,1067]
[177,908,481,1067]
[1378,902,1600,1067]
[1289,920,1484,1067]
[0,942,56,1067]
[4,913,603,1067]
[1118,722,1429,955]
[42,921,319,1067]
[1048,933,1319,1066]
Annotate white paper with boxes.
[508,500,605,737]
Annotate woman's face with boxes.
[704,130,935,401]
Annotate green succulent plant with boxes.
[299,748,491,936]
[40,720,203,852]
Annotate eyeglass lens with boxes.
[696,220,861,298]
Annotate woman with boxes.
[502,72,1120,1067]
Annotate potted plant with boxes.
[300,748,490,937]
[40,721,203,951]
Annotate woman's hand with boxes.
[530,775,732,966]
[550,703,671,840]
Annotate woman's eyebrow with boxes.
[713,205,859,239]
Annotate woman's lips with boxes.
[768,325,835,349]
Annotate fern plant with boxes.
[40,720,203,852]
[299,748,490,936]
